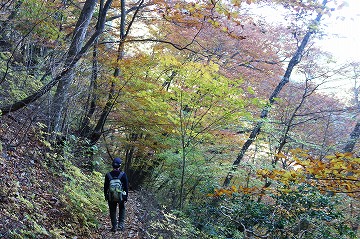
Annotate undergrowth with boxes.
[0,132,108,238]
[61,159,107,232]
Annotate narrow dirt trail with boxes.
[96,191,148,239]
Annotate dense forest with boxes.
[0,0,359,238]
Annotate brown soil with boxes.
[97,190,149,239]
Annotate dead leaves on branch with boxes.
[261,150,359,198]
[292,152,360,197]
[210,150,359,199]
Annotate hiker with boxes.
[104,157,129,232]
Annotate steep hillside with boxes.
[0,119,145,238]
[0,139,80,238]
[0,120,191,239]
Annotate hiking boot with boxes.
[118,224,125,231]
[110,227,117,232]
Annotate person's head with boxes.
[112,157,122,169]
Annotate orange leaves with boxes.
[207,185,261,197]
[232,0,242,7]
[296,153,358,179]
[257,168,271,178]
[327,152,354,159]
[207,187,234,197]
[257,168,305,186]
[306,155,360,197]
[216,150,359,200]
[231,0,253,5]
[156,0,211,27]
[231,0,253,7]
[260,150,360,198]
[215,185,238,196]
[275,152,287,159]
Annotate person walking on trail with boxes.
[104,157,129,232]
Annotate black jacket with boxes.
[104,169,129,201]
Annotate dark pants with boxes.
[108,200,125,229]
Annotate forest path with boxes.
[95,190,148,239]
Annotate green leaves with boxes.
[17,0,64,41]
[204,182,357,239]
[159,54,250,130]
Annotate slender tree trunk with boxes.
[223,0,328,187]
[343,121,360,153]
[319,113,332,159]
[273,78,315,167]
[89,0,126,144]
[179,137,186,209]
[0,0,114,116]
[343,65,360,153]
[89,0,144,145]
[50,0,97,134]
[79,0,105,136]
[124,133,138,173]
[179,93,186,209]
[79,42,99,136]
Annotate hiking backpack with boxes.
[107,172,125,202]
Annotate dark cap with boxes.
[112,157,122,168]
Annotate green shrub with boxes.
[192,184,357,239]
[62,160,107,230]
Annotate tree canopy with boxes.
[0,0,359,238]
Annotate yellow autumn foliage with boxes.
[260,151,360,198]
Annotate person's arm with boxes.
[104,173,109,200]
[121,172,129,201]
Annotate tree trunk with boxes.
[343,121,360,153]
[273,78,315,168]
[79,42,99,136]
[89,0,144,145]
[223,0,328,187]
[343,64,360,153]
[79,0,105,136]
[179,96,186,209]
[0,0,114,116]
[89,0,126,144]
[50,0,97,134]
